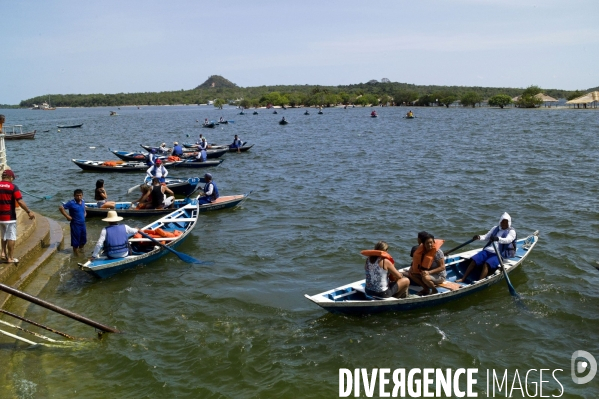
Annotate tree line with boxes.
[13,79,583,109]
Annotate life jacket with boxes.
[104,225,129,257]
[133,228,182,246]
[146,153,156,166]
[484,227,517,258]
[150,165,166,177]
[203,182,219,202]
[360,250,394,265]
[410,240,445,275]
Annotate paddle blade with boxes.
[127,184,141,194]
[173,251,213,265]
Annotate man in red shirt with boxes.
[0,169,35,263]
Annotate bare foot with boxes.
[431,288,438,294]
[456,278,464,283]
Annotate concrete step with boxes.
[0,216,64,308]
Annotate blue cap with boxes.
[151,148,157,153]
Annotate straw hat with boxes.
[102,210,123,222]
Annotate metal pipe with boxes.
[0,309,75,339]
[0,283,120,334]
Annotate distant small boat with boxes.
[304,111,310,115]
[218,120,229,124]
[370,114,378,118]
[2,125,36,140]
[110,111,118,116]
[57,123,83,128]
[279,120,289,125]
[273,111,278,114]
[318,111,323,115]
[202,122,216,128]
[239,111,245,115]
[253,111,258,115]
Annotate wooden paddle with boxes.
[492,241,520,298]
[444,238,476,257]
[137,231,210,264]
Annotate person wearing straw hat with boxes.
[89,211,138,261]
[0,169,35,263]
[158,142,169,155]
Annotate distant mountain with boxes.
[195,75,237,89]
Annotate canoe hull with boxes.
[4,130,36,140]
[304,232,539,315]
[170,159,223,169]
[72,159,177,172]
[79,204,198,278]
[197,192,251,212]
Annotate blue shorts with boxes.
[198,197,213,205]
[70,222,87,248]
[471,250,500,271]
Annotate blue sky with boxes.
[2,0,598,104]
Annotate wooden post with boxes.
[0,115,7,173]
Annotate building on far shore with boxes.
[566,91,599,108]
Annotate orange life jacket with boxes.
[410,240,444,275]
[360,250,395,265]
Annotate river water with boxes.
[0,105,597,398]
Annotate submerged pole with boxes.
[0,283,120,334]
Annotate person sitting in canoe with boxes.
[89,211,138,261]
[146,148,158,166]
[408,233,446,296]
[457,212,517,283]
[196,146,207,162]
[198,173,219,205]
[195,134,204,145]
[158,142,169,155]
[219,116,225,123]
[133,184,153,209]
[147,178,175,209]
[204,118,209,126]
[198,137,208,151]
[146,159,168,183]
[371,110,377,117]
[172,142,184,157]
[406,110,414,118]
[362,241,410,299]
[94,179,116,209]
[229,135,242,153]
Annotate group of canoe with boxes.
[75,141,253,278]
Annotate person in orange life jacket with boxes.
[457,212,517,283]
[402,231,430,282]
[89,211,138,260]
[409,233,446,296]
[172,142,183,157]
[148,177,174,209]
[198,173,219,205]
[94,179,116,209]
[147,148,158,166]
[363,241,410,298]
[146,158,168,183]
[0,169,35,264]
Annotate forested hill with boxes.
[15,75,582,108]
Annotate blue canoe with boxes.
[78,203,199,278]
[304,231,539,314]
[84,191,250,217]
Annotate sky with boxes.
[2,0,599,104]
